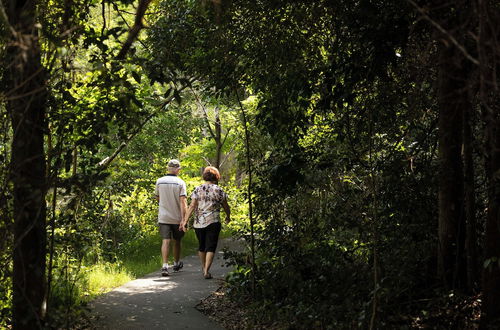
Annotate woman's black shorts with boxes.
[195,222,222,253]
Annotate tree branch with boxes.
[97,81,193,171]
[234,87,256,298]
[220,142,236,168]
[115,0,153,60]
[221,126,231,147]
[202,156,212,166]
[190,87,217,140]
[407,0,479,66]
[101,0,107,36]
[111,1,150,51]
[0,1,16,37]
[98,103,164,170]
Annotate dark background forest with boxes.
[1,0,500,329]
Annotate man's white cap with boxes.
[167,159,181,172]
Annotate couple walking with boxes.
[154,159,231,279]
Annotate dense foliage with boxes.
[1,0,500,328]
[147,0,496,328]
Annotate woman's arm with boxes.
[222,198,231,223]
[181,199,198,231]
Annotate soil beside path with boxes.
[88,238,241,329]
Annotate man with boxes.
[155,159,187,276]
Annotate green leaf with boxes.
[131,71,142,84]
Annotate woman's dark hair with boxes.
[202,166,221,182]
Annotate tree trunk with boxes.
[478,0,500,326]
[482,108,500,328]
[4,0,48,328]
[463,99,478,292]
[436,41,467,290]
[214,110,222,169]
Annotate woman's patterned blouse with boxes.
[190,183,227,228]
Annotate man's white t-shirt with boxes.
[155,174,187,224]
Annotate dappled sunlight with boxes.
[113,277,179,294]
[7,0,498,328]
[90,245,234,329]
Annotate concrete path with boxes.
[89,239,240,329]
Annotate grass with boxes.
[121,229,200,275]
[82,229,202,300]
[86,264,133,297]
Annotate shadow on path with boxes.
[89,239,241,329]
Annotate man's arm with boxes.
[179,196,188,230]
[180,195,187,220]
[154,182,159,202]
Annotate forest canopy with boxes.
[1,0,500,329]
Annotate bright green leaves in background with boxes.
[2,0,478,328]
[142,0,445,328]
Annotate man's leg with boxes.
[173,238,184,271]
[159,224,173,276]
[161,238,171,276]
[161,238,171,264]
[172,224,185,271]
[173,239,181,263]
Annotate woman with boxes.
[181,166,231,279]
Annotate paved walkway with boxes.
[89,239,240,329]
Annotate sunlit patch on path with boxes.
[89,240,240,329]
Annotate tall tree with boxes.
[425,0,472,291]
[478,0,500,326]
[3,0,47,328]
[436,40,467,290]
[463,91,478,291]
[1,0,155,327]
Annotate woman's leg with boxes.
[204,252,215,276]
[203,222,222,277]
[198,251,206,271]
[195,227,207,273]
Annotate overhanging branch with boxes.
[0,1,16,37]
[116,0,152,60]
[97,81,193,171]
[407,0,479,66]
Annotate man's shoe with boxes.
[161,266,169,277]
[173,261,183,272]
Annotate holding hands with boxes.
[180,220,188,232]
[181,198,197,232]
